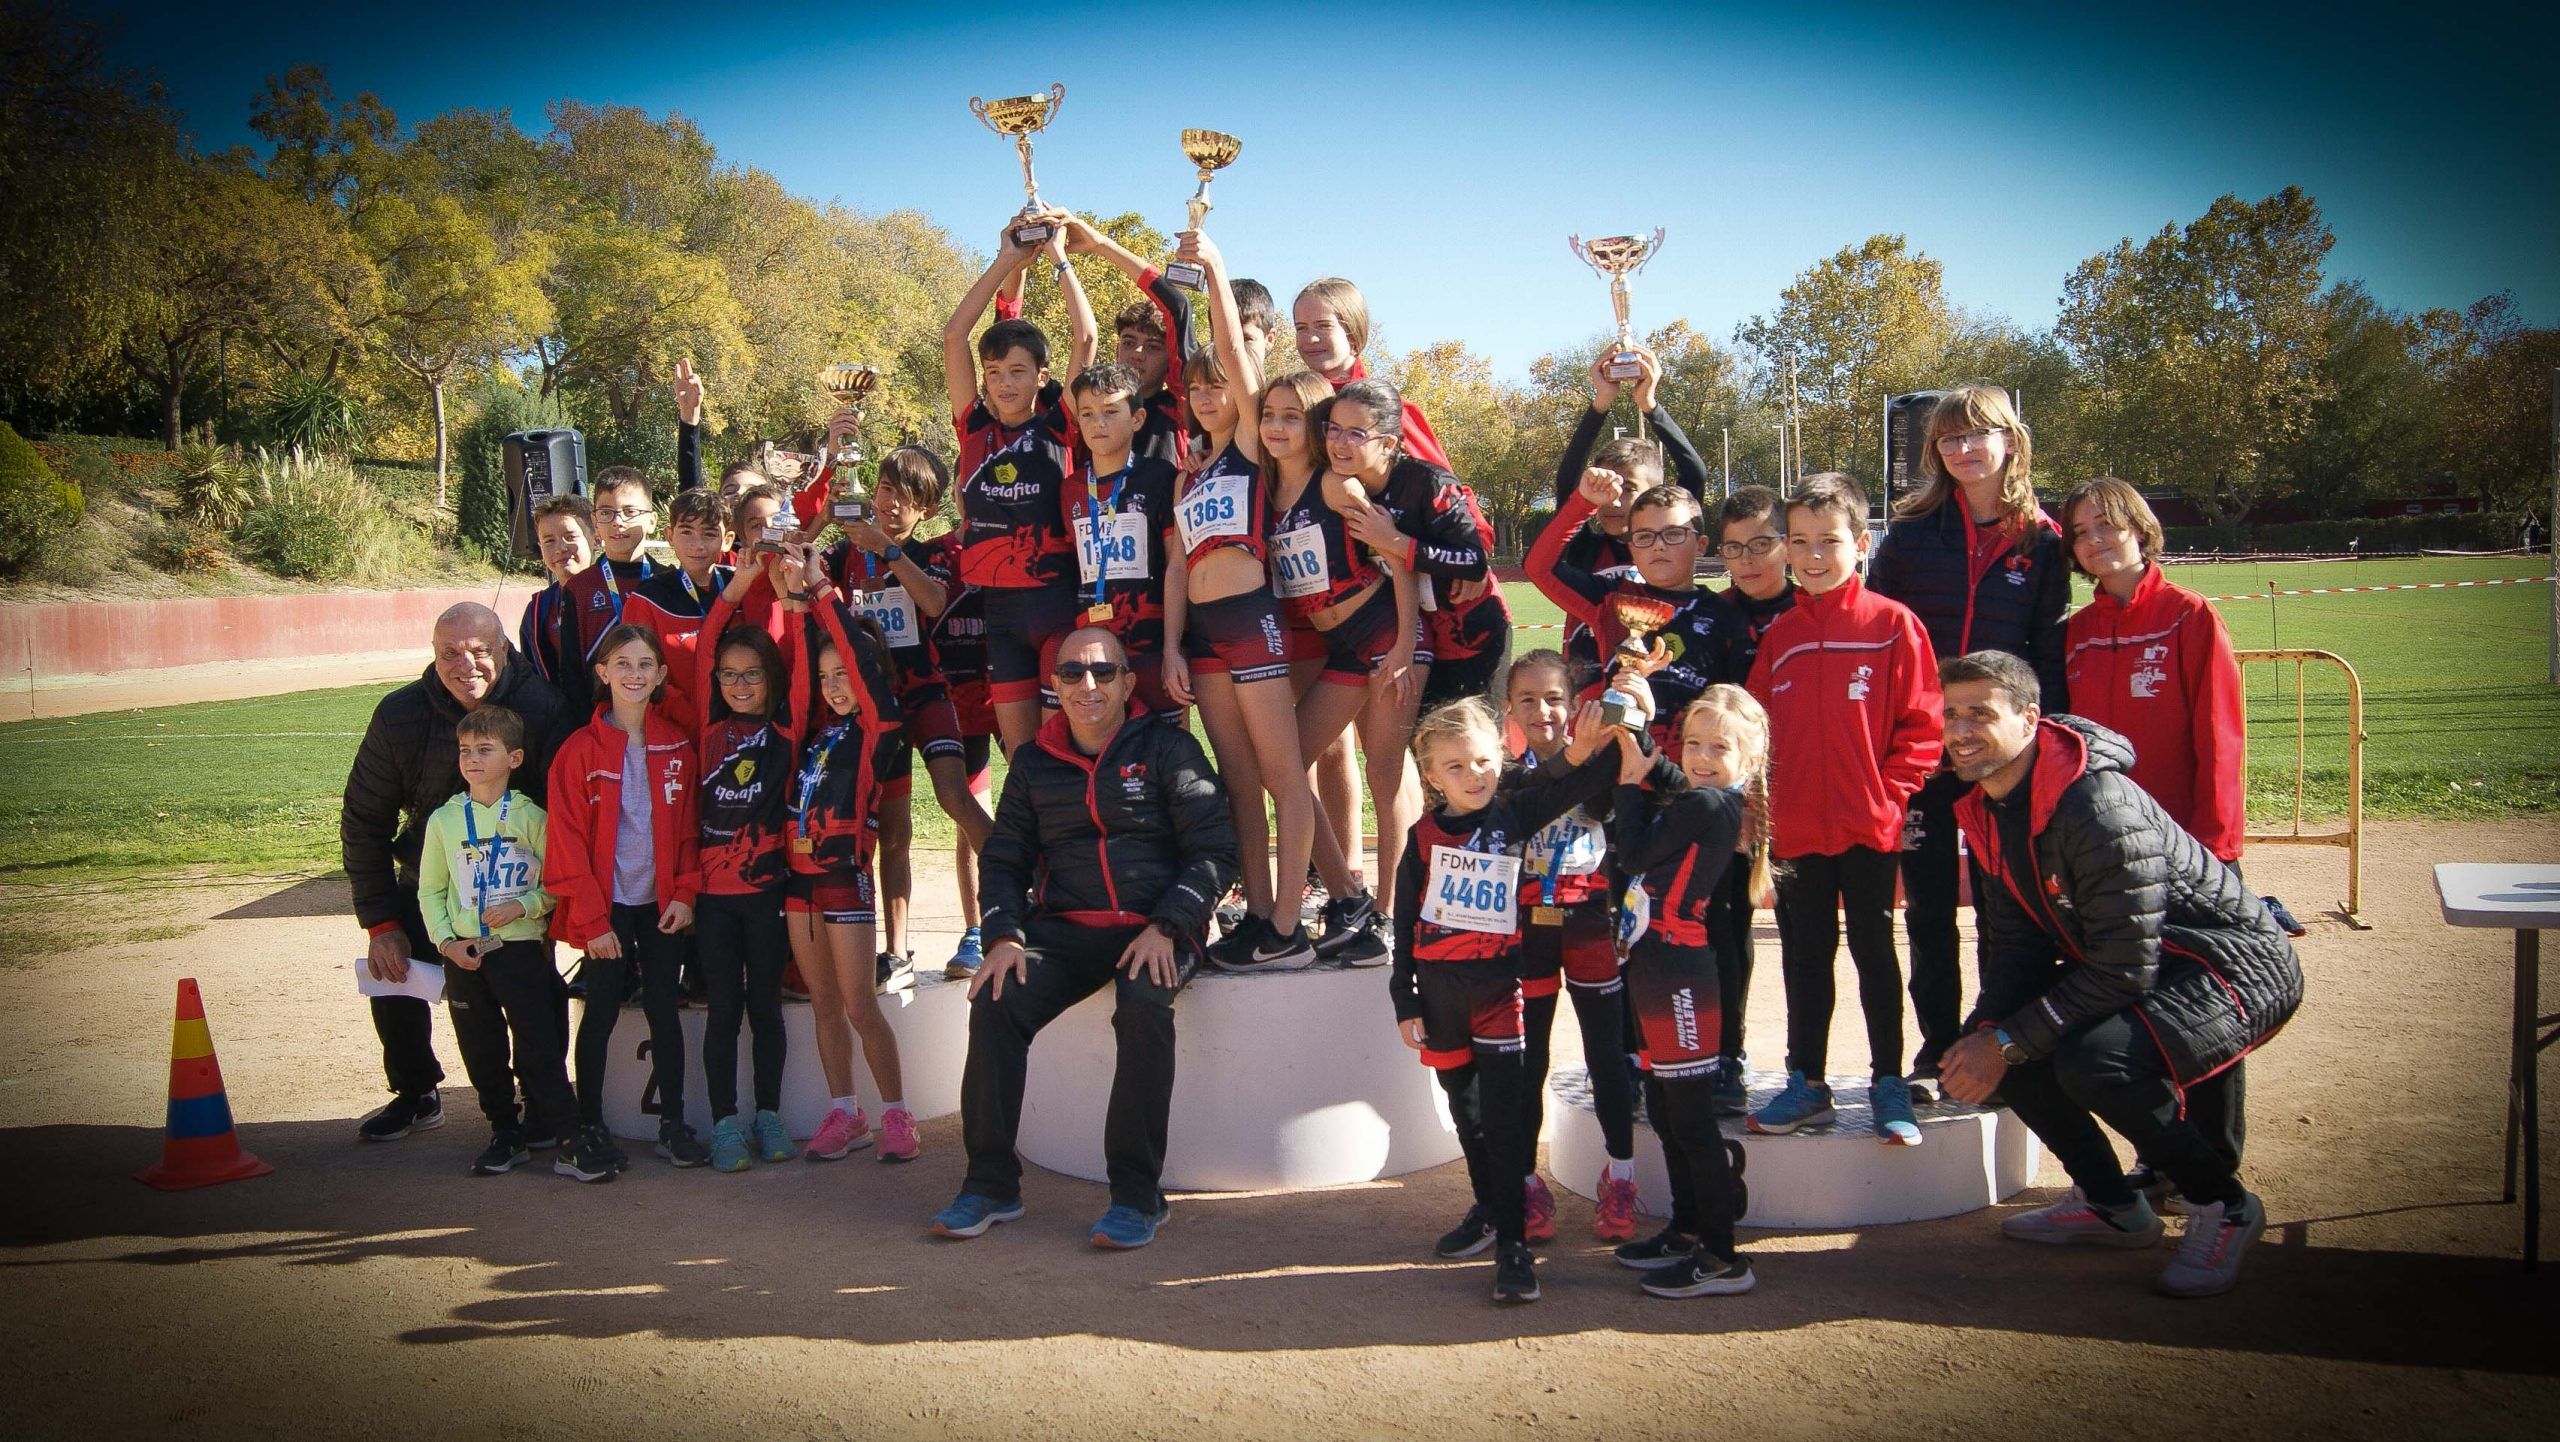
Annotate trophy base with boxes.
[1162,261,1207,292]
[1604,351,1644,381]
[1011,220,1056,247]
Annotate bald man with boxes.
[341,603,573,1143]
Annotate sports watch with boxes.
[1995,1028,2031,1066]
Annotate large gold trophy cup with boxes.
[1600,593,1677,733]
[1568,229,1667,381]
[970,84,1068,247]
[1161,129,1241,292]
[819,363,881,530]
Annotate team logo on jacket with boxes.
[663,757,686,805]
[2132,642,2169,699]
[1847,665,1874,701]
[731,757,756,786]
[1120,761,1147,797]
[2006,555,2031,586]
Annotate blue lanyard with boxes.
[461,791,513,937]
[601,555,653,625]
[1519,748,1580,905]
[1085,459,1133,608]
[793,724,844,820]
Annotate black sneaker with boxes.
[1614,1226,1698,1271]
[1208,913,1270,971]
[602,1131,632,1173]
[656,1120,711,1168]
[1493,1241,1540,1303]
[1641,1250,1756,1298]
[1251,922,1319,971]
[471,1126,531,1175]
[1713,1058,1750,1117]
[554,1125,619,1184]
[1316,892,1389,966]
[1434,1205,1497,1259]
[522,1125,563,1151]
[357,1090,443,1142]
[877,951,916,996]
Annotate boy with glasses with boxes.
[1544,348,1713,693]
[557,468,663,716]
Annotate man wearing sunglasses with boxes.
[931,628,1239,1251]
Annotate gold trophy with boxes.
[1161,129,1241,292]
[1569,229,1667,381]
[1600,593,1677,732]
[819,363,881,531]
[969,84,1068,247]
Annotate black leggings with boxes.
[1714,867,1756,1064]
[572,901,688,1130]
[1996,1010,2247,1213]
[1774,846,1906,1079]
[1522,985,1636,1163]
[1643,1072,1743,1258]
[1419,628,1511,713]
[445,938,576,1137]
[695,891,790,1120]
[1437,1050,1530,1246]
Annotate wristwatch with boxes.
[882,543,904,565]
[1995,1027,2031,1066]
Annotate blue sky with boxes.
[87,0,2560,380]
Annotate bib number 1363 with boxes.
[1419,847,1521,935]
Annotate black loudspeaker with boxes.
[504,429,587,559]
[1883,392,1943,501]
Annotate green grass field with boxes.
[0,560,2551,896]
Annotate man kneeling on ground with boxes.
[930,627,1239,1250]
[1934,650,2303,1298]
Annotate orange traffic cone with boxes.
[135,978,274,1190]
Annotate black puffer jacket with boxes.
[1955,716,2302,1084]
[341,655,571,932]
[1868,501,2071,712]
[979,707,1239,947]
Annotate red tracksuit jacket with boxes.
[543,709,704,948]
[1745,571,1943,859]
[2063,563,2246,862]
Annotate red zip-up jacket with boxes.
[2063,563,2246,862]
[1745,571,1943,858]
[543,709,704,948]
[691,581,804,896]
[622,565,727,738]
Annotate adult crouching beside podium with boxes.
[930,627,1238,1250]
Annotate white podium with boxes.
[1545,1067,2040,1229]
[1014,963,1462,1192]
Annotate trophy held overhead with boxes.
[969,85,1068,247]
[1569,229,1668,382]
[1163,129,1242,292]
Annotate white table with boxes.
[2434,863,2560,1268]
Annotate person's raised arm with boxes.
[674,357,704,492]
[1047,224,1099,379]
[945,226,1042,424]
[1525,478,1617,626]
[1183,229,1264,463]
[1553,387,1612,505]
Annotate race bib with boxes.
[1271,524,1329,600]
[1525,816,1605,884]
[1071,511,1150,586]
[1418,846,1522,935]
[1617,881,1651,952]
[853,584,921,649]
[459,838,535,913]
[1175,473,1250,552]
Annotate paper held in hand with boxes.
[355,955,446,1004]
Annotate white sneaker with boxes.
[2156,1192,2265,1297]
[1999,1187,2163,1248]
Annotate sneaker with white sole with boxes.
[1493,1242,1540,1303]
[944,928,984,981]
[877,951,916,996]
[2156,1192,2265,1297]
[932,1191,1025,1238]
[1642,1250,1756,1298]
[877,1106,919,1162]
[1250,922,1319,971]
[1091,1199,1170,1250]
[1871,1074,1922,1146]
[470,1125,530,1175]
[1523,1175,1557,1243]
[804,1105,873,1161]
[1615,1226,1698,1271]
[1315,892,1389,966]
[751,1109,796,1164]
[2000,1187,2163,1248]
[1593,1168,1640,1242]
[552,1125,619,1184]
[1435,1205,1496,1259]
[1746,1071,1835,1135]
[358,1090,442,1142]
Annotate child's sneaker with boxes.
[805,1105,873,1161]
[877,1106,919,1163]
[553,1125,619,1184]
[1434,1205,1496,1259]
[945,928,985,980]
[709,1115,751,1173]
[1642,1250,1755,1298]
[1522,1175,1557,1242]
[470,1125,530,1175]
[1492,1241,1540,1303]
[1314,892,1389,967]
[1594,1167,1640,1241]
[357,1089,442,1142]
[1615,1226,1697,1271]
[1091,1199,1170,1250]
[2156,1192,2266,1298]
[1712,1057,1750,1117]
[656,1119,711,1168]
[1747,1070,1836,1134]
[751,1109,796,1163]
[600,1131,631,1174]
[1871,1074,1922,1146]
[877,951,916,996]
[2001,1187,2164,1247]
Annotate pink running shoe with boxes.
[804,1106,873,1162]
[1594,1168,1641,1242]
[877,1106,919,1163]
[1523,1174,1557,1243]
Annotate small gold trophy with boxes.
[969,84,1068,247]
[1568,229,1667,381]
[1161,129,1241,292]
[819,363,881,530]
[1600,593,1677,732]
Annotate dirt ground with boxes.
[3,817,2556,1441]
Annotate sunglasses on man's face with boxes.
[1054,660,1128,686]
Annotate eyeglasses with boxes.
[1628,525,1696,550]
[1323,422,1392,447]
[714,668,769,687]
[593,506,656,523]
[1934,428,2007,454]
[1053,661,1128,686]
[1716,535,1782,560]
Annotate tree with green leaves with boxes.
[1736,235,1955,482]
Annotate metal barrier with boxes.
[2237,648,2370,929]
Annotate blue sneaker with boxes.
[931,1191,1026,1239]
[1871,1074,1922,1146]
[945,927,985,980]
[709,1116,751,1172]
[1747,1070,1837,1135]
[1091,1200,1170,1250]
[751,1109,796,1164]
